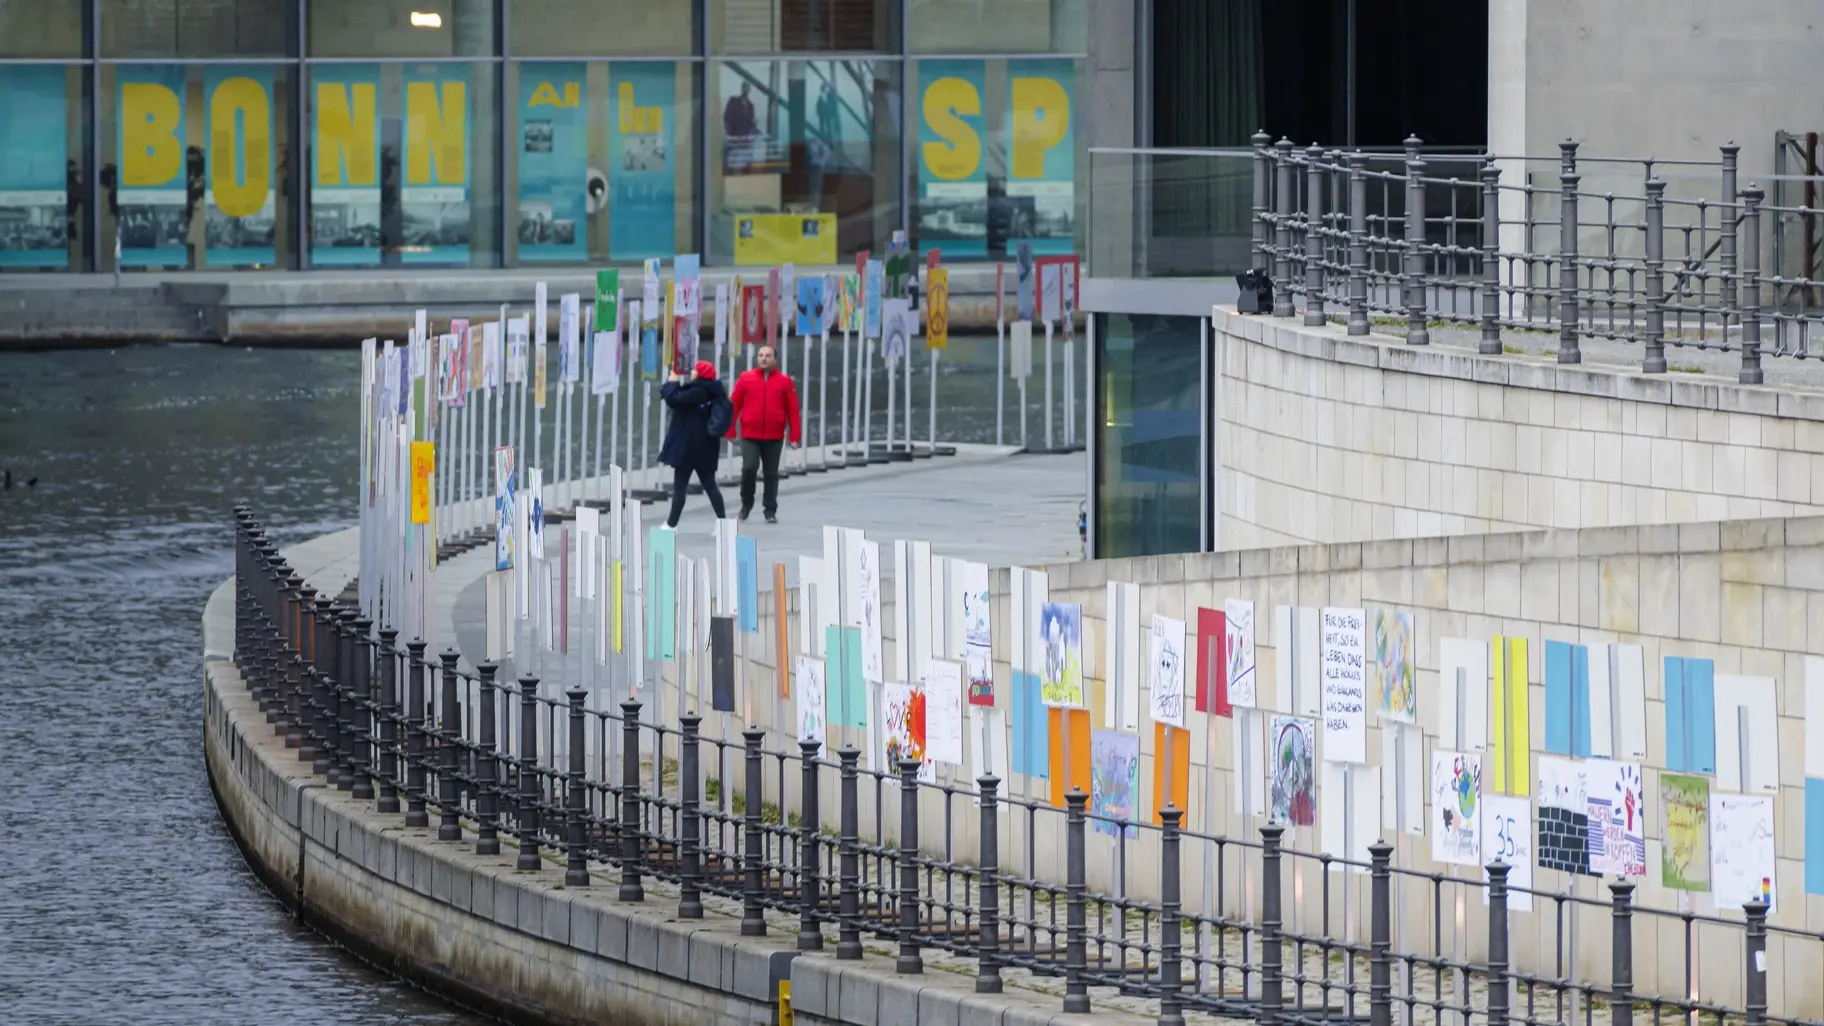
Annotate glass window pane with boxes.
[709,0,894,55]
[709,59,898,266]
[99,63,298,271]
[101,0,293,58]
[306,62,500,267]
[0,0,84,58]
[907,0,1086,54]
[910,57,1079,260]
[506,61,696,265]
[0,65,89,271]
[509,0,693,57]
[309,0,497,59]
[1095,313,1204,558]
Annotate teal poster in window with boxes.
[1007,58,1075,256]
[310,63,381,267]
[916,60,988,259]
[117,64,191,268]
[0,65,69,268]
[203,66,276,268]
[402,62,471,265]
[608,62,675,260]
[517,62,587,263]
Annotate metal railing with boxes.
[1242,133,1824,384]
[232,507,1803,1026]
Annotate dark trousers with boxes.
[740,439,784,515]
[666,462,726,527]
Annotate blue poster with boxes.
[794,275,824,337]
[916,60,988,259]
[310,63,382,267]
[0,66,69,268]
[736,534,758,634]
[204,66,276,268]
[608,63,676,260]
[402,62,471,265]
[517,62,587,263]
[864,258,883,339]
[1007,59,1075,257]
[117,64,190,268]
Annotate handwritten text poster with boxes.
[1320,607,1367,763]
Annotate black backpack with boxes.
[704,391,734,437]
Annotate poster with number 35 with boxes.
[1480,794,1534,911]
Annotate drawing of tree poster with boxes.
[1269,715,1316,826]
[1660,773,1710,891]
[1431,751,1481,865]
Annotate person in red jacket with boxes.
[725,344,801,522]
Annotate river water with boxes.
[0,336,1031,1024]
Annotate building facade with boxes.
[0,0,1128,273]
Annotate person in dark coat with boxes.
[658,359,730,528]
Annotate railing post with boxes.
[896,758,925,974]
[403,641,429,828]
[836,746,862,960]
[976,774,1003,993]
[1611,881,1635,1026]
[1487,860,1511,1026]
[517,676,541,869]
[1063,787,1089,1012]
[619,700,645,901]
[1480,160,1504,354]
[1305,144,1327,326]
[1405,136,1430,346]
[1273,138,1296,317]
[741,727,767,936]
[678,712,703,918]
[1252,130,1274,273]
[1744,900,1769,1026]
[1721,142,1741,337]
[376,629,400,813]
[1558,140,1583,363]
[565,686,590,887]
[311,597,336,777]
[1261,823,1285,1026]
[351,617,375,800]
[1371,841,1394,1026]
[284,578,308,751]
[437,650,462,842]
[1644,179,1669,373]
[1739,185,1765,384]
[475,662,500,855]
[335,609,360,791]
[1348,152,1370,335]
[1158,806,1185,1026]
[798,739,823,951]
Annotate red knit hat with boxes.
[694,360,718,380]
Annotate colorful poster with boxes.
[1269,715,1316,827]
[1710,793,1776,913]
[594,268,620,336]
[1536,755,1593,876]
[559,293,581,382]
[310,64,381,266]
[884,239,912,300]
[1319,607,1368,763]
[884,680,933,783]
[820,273,839,334]
[962,561,993,705]
[798,656,827,752]
[1007,58,1075,255]
[1193,606,1227,716]
[494,446,516,570]
[838,274,860,333]
[739,284,766,345]
[924,659,965,765]
[0,66,68,268]
[1015,241,1035,320]
[1225,598,1257,708]
[1480,794,1535,911]
[795,275,824,337]
[916,59,989,258]
[1090,729,1140,839]
[517,62,587,262]
[926,266,950,348]
[1585,760,1646,877]
[1431,751,1482,865]
[864,259,885,340]
[1661,773,1711,891]
[1152,722,1191,825]
[409,441,433,523]
[1149,614,1186,727]
[1038,602,1083,707]
[400,62,471,264]
[608,63,675,259]
[199,66,277,267]
[1373,608,1416,722]
[117,64,190,267]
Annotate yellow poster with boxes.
[410,442,435,523]
[611,560,624,653]
[926,267,949,349]
[534,341,548,408]
[733,213,837,266]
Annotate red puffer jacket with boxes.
[726,367,802,443]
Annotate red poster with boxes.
[1195,606,1231,717]
[740,285,766,345]
[855,248,869,280]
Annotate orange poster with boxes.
[410,441,434,523]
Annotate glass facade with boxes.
[1093,312,1206,559]
[0,0,1086,274]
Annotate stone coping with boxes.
[1212,307,1824,422]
